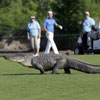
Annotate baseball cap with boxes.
[85,11,90,15]
[30,16,35,19]
[48,11,53,14]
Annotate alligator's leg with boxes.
[64,67,71,74]
[52,59,66,74]
[34,64,45,74]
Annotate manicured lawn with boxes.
[0,55,100,100]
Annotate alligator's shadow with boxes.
[0,73,60,76]
[0,73,42,76]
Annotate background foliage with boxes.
[0,0,100,35]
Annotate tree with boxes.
[52,0,86,34]
[35,0,54,26]
[0,0,37,35]
[91,0,100,3]
[85,0,100,24]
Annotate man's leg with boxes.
[44,33,52,54]
[34,36,40,56]
[37,38,40,54]
[44,40,52,54]
[47,32,59,54]
[82,33,88,53]
[91,38,93,53]
[30,37,35,54]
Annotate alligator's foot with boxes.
[52,68,58,74]
[40,71,45,74]
[64,72,71,74]
[64,68,71,74]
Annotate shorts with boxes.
[30,36,40,49]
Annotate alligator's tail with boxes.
[68,58,100,74]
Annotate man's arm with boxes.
[55,23,63,30]
[37,22,41,38]
[55,23,60,27]
[43,26,50,35]
[43,19,50,35]
[38,29,41,38]
[92,18,95,25]
[27,31,30,40]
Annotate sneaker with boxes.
[34,53,39,57]
[33,54,35,57]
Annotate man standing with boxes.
[82,11,95,53]
[27,16,41,56]
[43,11,63,54]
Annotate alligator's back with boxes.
[31,54,67,71]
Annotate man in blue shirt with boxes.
[27,16,41,56]
[43,11,63,54]
[82,11,95,53]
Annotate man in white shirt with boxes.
[82,11,95,53]
[27,16,41,56]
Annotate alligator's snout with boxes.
[4,55,25,62]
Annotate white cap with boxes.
[48,11,53,14]
[85,11,90,15]
[30,16,35,19]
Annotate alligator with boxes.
[4,54,100,74]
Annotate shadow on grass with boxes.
[0,73,42,76]
[0,73,61,76]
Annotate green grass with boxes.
[0,55,100,100]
